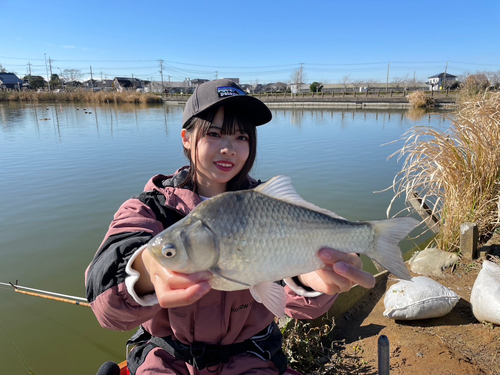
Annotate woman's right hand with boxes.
[133,249,213,308]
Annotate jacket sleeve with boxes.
[283,285,338,320]
[85,197,165,331]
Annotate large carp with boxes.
[147,175,418,317]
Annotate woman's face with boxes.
[182,107,250,197]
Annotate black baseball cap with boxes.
[182,79,272,128]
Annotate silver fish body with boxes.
[147,175,418,316]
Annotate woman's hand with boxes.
[298,248,376,295]
[133,249,212,308]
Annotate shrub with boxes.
[280,317,372,374]
[408,91,435,108]
[0,90,163,103]
[388,92,500,251]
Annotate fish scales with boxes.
[188,189,375,290]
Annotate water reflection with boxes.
[0,102,171,142]
[278,107,453,129]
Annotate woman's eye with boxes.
[238,135,249,141]
[207,132,220,138]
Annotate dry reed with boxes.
[408,91,435,108]
[388,92,500,251]
[0,90,163,103]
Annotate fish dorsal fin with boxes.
[255,175,345,220]
[250,281,287,318]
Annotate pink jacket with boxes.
[86,168,337,374]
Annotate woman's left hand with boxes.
[298,248,376,295]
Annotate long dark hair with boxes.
[181,105,258,192]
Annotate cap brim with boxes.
[191,95,272,127]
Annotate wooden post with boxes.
[408,192,440,234]
[460,223,478,259]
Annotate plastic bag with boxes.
[383,276,459,320]
[470,260,500,325]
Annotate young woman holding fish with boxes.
[86,79,377,375]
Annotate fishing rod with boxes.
[0,281,90,307]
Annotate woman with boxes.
[86,79,375,374]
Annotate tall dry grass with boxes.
[408,91,436,108]
[457,74,491,107]
[0,90,163,103]
[388,92,500,251]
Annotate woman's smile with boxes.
[214,160,235,171]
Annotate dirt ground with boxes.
[326,254,500,375]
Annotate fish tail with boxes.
[367,217,419,280]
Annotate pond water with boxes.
[0,101,450,374]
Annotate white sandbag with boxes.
[470,260,500,325]
[383,276,459,320]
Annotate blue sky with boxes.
[1,0,499,84]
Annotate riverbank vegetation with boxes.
[388,91,500,251]
[0,90,163,103]
[408,91,436,108]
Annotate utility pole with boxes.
[49,58,53,78]
[90,66,94,88]
[44,53,51,91]
[442,61,448,90]
[386,62,390,93]
[48,57,54,89]
[27,62,32,88]
[215,71,218,79]
[159,59,164,91]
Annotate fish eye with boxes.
[161,244,176,258]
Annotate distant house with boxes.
[146,80,194,94]
[113,77,144,92]
[426,73,457,91]
[82,79,114,91]
[290,83,309,94]
[0,72,24,90]
[190,78,210,87]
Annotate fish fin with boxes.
[368,217,420,280]
[210,268,251,287]
[255,175,345,219]
[250,282,287,318]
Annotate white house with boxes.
[427,73,457,91]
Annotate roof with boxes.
[428,72,457,79]
[0,73,23,85]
